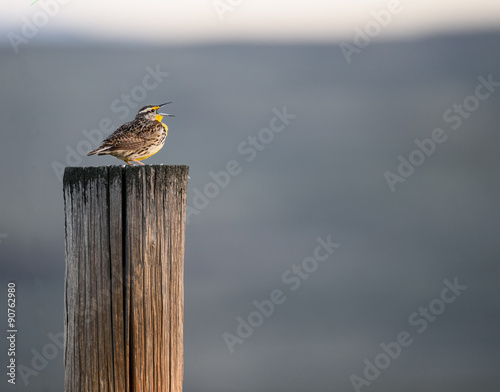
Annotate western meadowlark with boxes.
[87,102,174,165]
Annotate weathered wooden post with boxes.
[63,165,189,392]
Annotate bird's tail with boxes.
[87,146,110,156]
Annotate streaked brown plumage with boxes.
[87,102,174,165]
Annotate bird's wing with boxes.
[98,121,161,152]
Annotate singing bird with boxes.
[87,102,174,165]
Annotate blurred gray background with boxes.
[0,1,499,391]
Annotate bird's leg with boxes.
[132,160,145,166]
[125,160,133,166]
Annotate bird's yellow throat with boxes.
[155,115,169,134]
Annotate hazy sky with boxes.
[1,0,500,44]
[1,36,500,390]
[1,5,500,387]
[1,1,500,391]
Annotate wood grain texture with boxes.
[63,165,188,392]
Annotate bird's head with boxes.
[136,102,175,122]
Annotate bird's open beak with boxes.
[158,102,175,117]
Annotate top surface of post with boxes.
[63,165,189,186]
